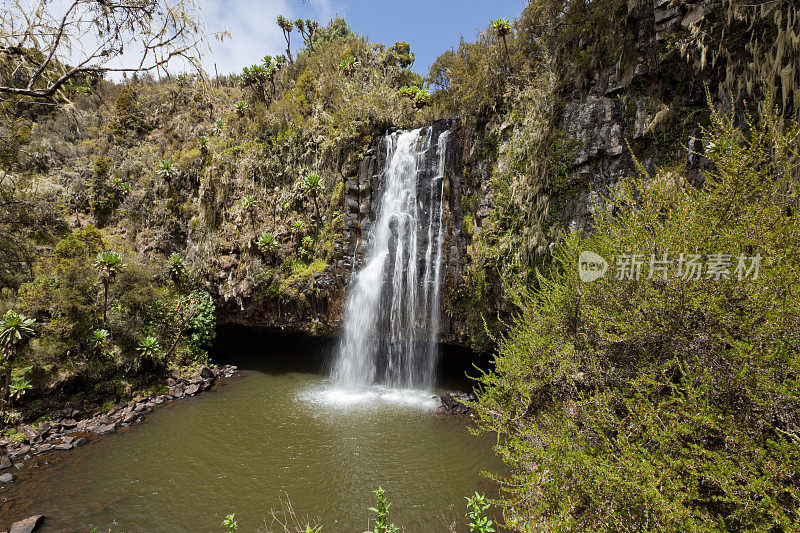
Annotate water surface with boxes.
[1,358,502,532]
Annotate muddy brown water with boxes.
[0,350,503,532]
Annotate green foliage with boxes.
[136,336,162,366]
[234,100,249,116]
[183,290,216,352]
[466,493,495,533]
[222,513,237,533]
[94,251,124,278]
[475,101,800,531]
[168,253,189,289]
[111,86,150,134]
[0,310,36,351]
[9,377,32,400]
[491,19,512,38]
[365,487,398,533]
[397,86,431,108]
[385,42,414,69]
[291,219,305,236]
[301,173,322,191]
[339,54,358,74]
[299,236,314,261]
[90,328,110,353]
[257,232,277,254]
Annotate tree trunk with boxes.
[312,193,321,227]
[103,280,109,325]
[0,348,16,428]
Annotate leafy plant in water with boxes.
[222,513,237,532]
[466,492,495,533]
[365,487,398,533]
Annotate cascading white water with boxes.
[333,127,450,390]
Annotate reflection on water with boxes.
[1,366,503,532]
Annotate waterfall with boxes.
[333,127,450,390]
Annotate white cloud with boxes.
[199,0,340,76]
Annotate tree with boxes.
[0,310,35,426]
[234,100,248,116]
[89,328,110,356]
[301,173,324,225]
[294,19,319,51]
[491,19,512,62]
[0,0,223,103]
[277,16,294,65]
[291,220,305,246]
[241,195,258,235]
[257,232,277,257]
[137,336,162,369]
[156,160,176,194]
[93,251,124,325]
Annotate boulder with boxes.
[439,392,476,415]
[199,365,214,379]
[0,455,11,470]
[0,472,13,483]
[92,423,117,435]
[185,383,200,396]
[9,515,44,533]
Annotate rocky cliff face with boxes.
[218,119,477,346]
[216,1,727,349]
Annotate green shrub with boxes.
[475,100,800,531]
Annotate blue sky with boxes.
[202,0,526,77]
